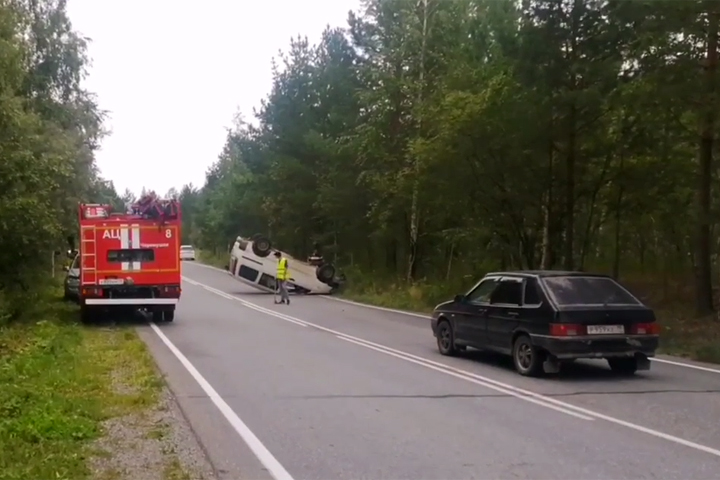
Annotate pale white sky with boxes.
[67,0,360,196]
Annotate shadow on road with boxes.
[457,348,656,382]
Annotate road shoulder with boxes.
[0,293,216,480]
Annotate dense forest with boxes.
[178,0,719,321]
[0,0,121,323]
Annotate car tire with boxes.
[607,357,638,375]
[436,320,457,356]
[512,334,544,377]
[316,263,336,284]
[251,235,272,257]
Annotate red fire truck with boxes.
[75,193,182,323]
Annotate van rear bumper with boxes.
[85,298,179,305]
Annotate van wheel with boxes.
[251,235,272,257]
[316,263,336,284]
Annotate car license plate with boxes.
[587,324,624,335]
[99,278,124,285]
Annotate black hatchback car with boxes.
[430,271,660,377]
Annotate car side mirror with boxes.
[454,294,465,303]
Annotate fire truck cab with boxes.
[75,196,182,323]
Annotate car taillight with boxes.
[82,287,102,297]
[631,323,660,335]
[550,323,585,336]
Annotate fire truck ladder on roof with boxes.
[81,226,97,285]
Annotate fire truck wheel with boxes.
[152,310,163,322]
[163,309,175,322]
[251,235,272,257]
[80,306,95,324]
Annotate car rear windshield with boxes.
[180,246,194,250]
[542,276,641,306]
[107,249,155,263]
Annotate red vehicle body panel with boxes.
[77,203,181,302]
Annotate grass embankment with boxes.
[0,285,198,480]
[196,250,226,269]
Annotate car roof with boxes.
[485,270,613,279]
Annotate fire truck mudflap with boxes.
[76,194,182,323]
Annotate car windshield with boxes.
[542,276,641,306]
[180,246,193,250]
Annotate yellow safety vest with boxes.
[276,258,288,280]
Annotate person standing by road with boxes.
[274,251,290,305]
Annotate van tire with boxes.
[251,235,272,257]
[316,263,336,284]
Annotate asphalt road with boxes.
[138,261,720,480]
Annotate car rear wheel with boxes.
[436,320,457,356]
[251,235,272,257]
[512,334,544,377]
[607,357,638,375]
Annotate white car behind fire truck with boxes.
[226,235,339,294]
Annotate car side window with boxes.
[466,279,499,304]
[490,280,522,306]
[523,278,541,306]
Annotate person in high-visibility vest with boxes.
[274,251,290,305]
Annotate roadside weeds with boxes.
[0,289,216,480]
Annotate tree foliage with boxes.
[180,0,720,315]
[0,0,120,321]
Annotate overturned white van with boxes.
[225,235,338,295]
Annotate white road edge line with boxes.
[650,357,720,374]
[148,322,295,480]
[335,335,593,420]
[323,295,427,318]
[185,265,720,375]
[183,275,720,459]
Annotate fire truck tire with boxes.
[152,310,164,322]
[251,235,272,257]
[80,306,96,324]
[163,309,175,322]
[316,263,336,284]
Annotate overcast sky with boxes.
[67,0,360,196]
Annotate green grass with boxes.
[0,287,163,480]
[196,249,226,269]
